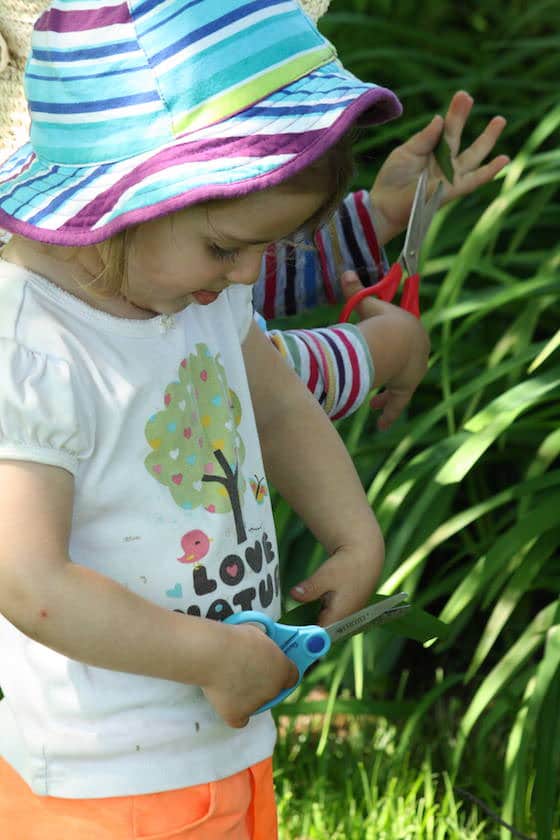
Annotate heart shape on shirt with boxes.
[172,474,183,485]
[170,449,180,460]
[166,583,183,598]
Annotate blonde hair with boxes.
[87,134,355,300]
[93,227,136,300]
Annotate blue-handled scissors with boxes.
[225,592,410,713]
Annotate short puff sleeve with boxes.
[0,339,92,475]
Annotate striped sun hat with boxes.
[0,0,401,246]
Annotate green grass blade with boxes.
[453,601,557,772]
[534,642,560,840]
[382,472,560,595]
[465,529,560,680]
[439,494,560,626]
[436,368,560,485]
[503,602,560,834]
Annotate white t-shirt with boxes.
[0,259,280,798]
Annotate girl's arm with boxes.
[0,459,297,727]
[262,282,429,427]
[242,320,384,626]
[254,191,427,425]
[253,190,388,319]
[255,92,509,321]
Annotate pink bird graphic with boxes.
[177,529,212,565]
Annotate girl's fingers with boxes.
[456,116,508,173]
[378,401,409,430]
[370,390,411,429]
[370,392,389,410]
[403,114,444,159]
[442,91,474,157]
[447,154,510,199]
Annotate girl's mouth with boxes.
[192,290,220,305]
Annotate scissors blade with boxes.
[401,172,444,276]
[325,592,409,644]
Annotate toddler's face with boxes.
[124,185,326,315]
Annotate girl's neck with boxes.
[1,236,155,320]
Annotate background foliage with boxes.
[274,0,560,837]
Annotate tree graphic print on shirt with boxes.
[145,344,248,544]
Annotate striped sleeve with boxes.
[266,323,374,420]
[253,190,389,319]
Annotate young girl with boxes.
[0,1,407,837]
[0,4,510,432]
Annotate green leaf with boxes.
[435,368,560,485]
[534,645,560,840]
[465,528,560,680]
[453,601,557,772]
[439,493,560,627]
[382,472,560,595]
[503,604,560,833]
[434,133,455,184]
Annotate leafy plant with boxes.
[273,2,560,836]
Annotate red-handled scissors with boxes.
[340,171,444,322]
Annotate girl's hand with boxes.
[201,622,298,728]
[371,90,510,245]
[289,532,384,627]
[341,271,430,430]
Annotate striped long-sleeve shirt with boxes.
[1,191,387,420]
[254,189,389,420]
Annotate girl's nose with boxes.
[227,248,266,286]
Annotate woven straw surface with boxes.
[300,0,332,21]
[0,0,332,162]
[0,1,46,158]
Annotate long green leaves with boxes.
[274,2,560,836]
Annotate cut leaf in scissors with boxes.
[434,132,455,184]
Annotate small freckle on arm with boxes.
[39,609,48,619]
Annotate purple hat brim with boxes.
[0,75,401,246]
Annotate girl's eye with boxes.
[208,243,240,264]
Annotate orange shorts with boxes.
[0,755,277,840]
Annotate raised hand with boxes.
[371,90,510,245]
